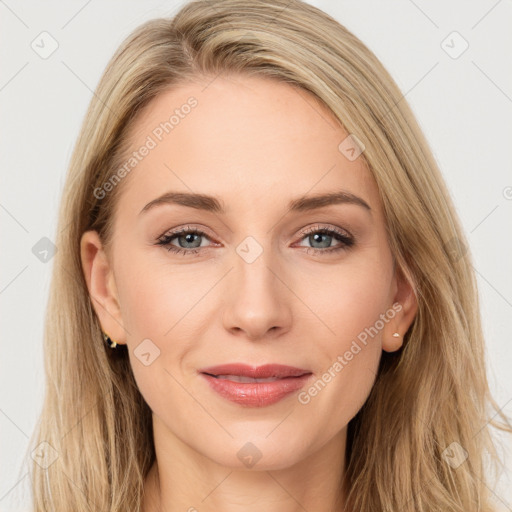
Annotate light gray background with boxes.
[1,1,511,510]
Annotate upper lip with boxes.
[199,363,311,379]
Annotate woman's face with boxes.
[81,74,416,470]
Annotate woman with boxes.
[28,0,510,510]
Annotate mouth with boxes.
[198,363,311,379]
[198,363,313,407]
[203,374,302,383]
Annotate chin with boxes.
[203,435,311,471]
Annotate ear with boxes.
[382,265,418,353]
[80,230,127,345]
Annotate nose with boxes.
[222,249,293,341]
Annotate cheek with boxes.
[297,281,385,442]
[294,257,391,426]
[307,256,393,347]
[113,246,214,399]
[298,343,381,451]
[117,264,201,429]
[115,244,198,338]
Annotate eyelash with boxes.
[156,224,355,257]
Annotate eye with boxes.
[295,225,354,254]
[156,226,213,257]
[156,224,355,257]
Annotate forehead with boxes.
[116,74,379,218]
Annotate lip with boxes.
[198,363,313,407]
[199,363,310,379]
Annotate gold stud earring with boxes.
[102,331,118,348]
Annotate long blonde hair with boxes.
[28,0,510,510]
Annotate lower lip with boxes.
[200,373,313,407]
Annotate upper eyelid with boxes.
[160,224,211,238]
[300,224,351,236]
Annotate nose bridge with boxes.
[237,240,276,291]
[234,234,282,306]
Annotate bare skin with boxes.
[80,74,417,512]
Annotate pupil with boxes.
[312,233,330,248]
[181,233,200,248]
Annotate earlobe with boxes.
[80,230,126,345]
[383,329,404,353]
[382,267,418,353]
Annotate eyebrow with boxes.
[139,189,371,215]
